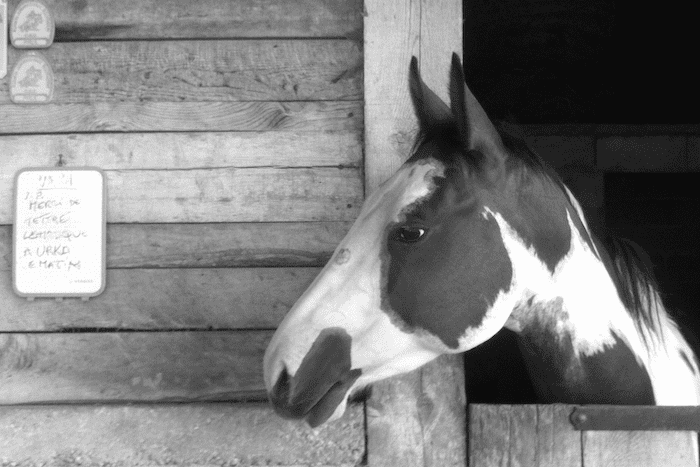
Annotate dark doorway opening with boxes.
[604,173,700,348]
[463,0,698,123]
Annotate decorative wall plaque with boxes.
[10,0,54,48]
[13,168,107,300]
[9,51,54,103]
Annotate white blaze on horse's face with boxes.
[263,157,457,426]
[264,53,521,427]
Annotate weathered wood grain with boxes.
[0,268,317,331]
[366,355,467,467]
[0,100,362,133]
[468,405,581,467]
[0,222,350,271]
[469,404,516,467]
[0,403,364,466]
[0,131,362,170]
[364,3,421,466]
[534,405,583,467]
[364,1,466,466]
[0,166,362,223]
[417,354,467,466]
[583,431,697,467]
[43,0,363,40]
[0,331,271,403]
[363,0,420,196]
[104,222,349,268]
[1,40,362,103]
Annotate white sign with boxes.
[0,0,7,79]
[13,168,106,299]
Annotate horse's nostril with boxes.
[270,366,291,404]
[266,328,361,424]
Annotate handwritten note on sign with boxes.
[13,168,106,299]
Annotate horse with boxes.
[262,53,700,430]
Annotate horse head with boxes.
[262,53,700,427]
[263,53,561,426]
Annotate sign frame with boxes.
[12,167,107,300]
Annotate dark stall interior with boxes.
[463,0,697,124]
[462,0,699,403]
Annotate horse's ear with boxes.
[449,53,505,171]
[409,56,453,131]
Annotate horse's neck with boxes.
[496,201,700,405]
[500,213,655,403]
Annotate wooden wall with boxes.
[0,0,366,464]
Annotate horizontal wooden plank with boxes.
[0,131,362,170]
[47,0,363,40]
[104,222,347,268]
[0,403,364,466]
[1,40,362,103]
[0,100,362,133]
[0,222,349,271]
[0,268,317,331]
[0,331,271,403]
[104,166,361,223]
[0,166,362,223]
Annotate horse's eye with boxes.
[396,226,426,243]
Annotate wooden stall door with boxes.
[0,1,365,465]
[469,405,698,467]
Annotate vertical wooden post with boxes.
[364,1,466,466]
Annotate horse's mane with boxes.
[602,235,665,344]
[415,121,668,344]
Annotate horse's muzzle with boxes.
[267,327,362,427]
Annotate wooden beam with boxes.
[0,100,361,134]
[364,0,466,466]
[367,354,467,466]
[363,0,419,195]
[0,131,362,171]
[0,268,317,331]
[0,403,364,466]
[0,331,271,403]
[44,0,363,40]
[1,40,362,103]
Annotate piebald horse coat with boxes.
[263,54,700,431]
